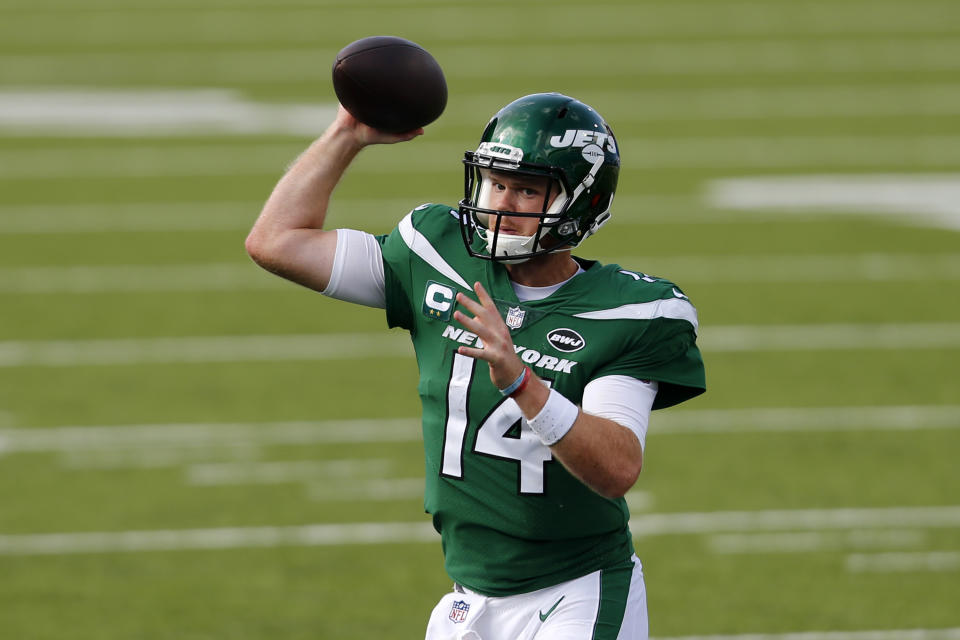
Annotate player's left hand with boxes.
[453,282,525,390]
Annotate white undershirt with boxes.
[322,228,657,449]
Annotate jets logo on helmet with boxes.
[458,93,620,263]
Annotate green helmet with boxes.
[458,93,620,263]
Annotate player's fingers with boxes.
[457,345,489,361]
[473,281,495,308]
[455,292,484,316]
[452,310,484,335]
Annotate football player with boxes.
[246,93,706,640]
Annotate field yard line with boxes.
[1,2,956,41]
[654,405,960,433]
[607,254,960,283]
[0,521,440,556]
[0,201,260,233]
[2,324,958,368]
[631,506,960,536]
[708,174,960,230]
[0,264,283,293]
[1,406,956,456]
[0,198,415,233]
[6,136,960,179]
[656,627,960,640]
[4,254,960,293]
[845,551,960,573]
[2,506,959,556]
[0,195,697,234]
[4,40,960,86]
[0,418,425,453]
[0,89,335,137]
[0,263,282,293]
[705,323,960,351]
[706,530,927,554]
[541,84,960,122]
[307,478,426,502]
[5,84,960,138]
[0,333,415,367]
[185,458,394,485]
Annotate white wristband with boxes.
[527,389,579,446]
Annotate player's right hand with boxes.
[335,105,423,147]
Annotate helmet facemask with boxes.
[469,167,570,264]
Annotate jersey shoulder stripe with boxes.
[398,206,470,289]
[572,297,699,334]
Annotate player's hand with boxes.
[453,282,526,390]
[334,105,423,147]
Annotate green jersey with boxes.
[377,204,705,596]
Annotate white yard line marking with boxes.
[654,405,960,433]
[562,84,960,122]
[4,84,960,139]
[0,201,258,233]
[0,333,415,367]
[185,459,394,486]
[846,551,960,573]
[1,506,958,556]
[1,406,956,456]
[60,444,262,470]
[5,136,960,180]
[0,2,955,44]
[0,324,956,368]
[708,174,960,230]
[307,478,425,502]
[705,323,960,352]
[0,89,335,137]
[4,39,960,87]
[0,198,421,233]
[595,254,960,283]
[0,418,423,454]
[625,136,960,170]
[707,530,927,554]
[631,506,960,537]
[654,628,960,640]
[4,254,960,294]
[0,522,440,556]
[0,264,283,293]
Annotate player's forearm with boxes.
[248,124,362,249]
[549,412,643,499]
[245,123,364,289]
[513,373,643,499]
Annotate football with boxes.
[332,35,447,133]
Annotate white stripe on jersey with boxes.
[573,298,699,334]
[399,210,471,289]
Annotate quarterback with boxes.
[246,93,705,640]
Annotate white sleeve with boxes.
[320,228,387,309]
[581,376,658,451]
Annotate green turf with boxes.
[1,0,959,637]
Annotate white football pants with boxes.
[424,555,647,640]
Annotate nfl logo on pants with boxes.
[449,599,470,623]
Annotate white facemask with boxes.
[475,170,569,263]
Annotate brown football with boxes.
[332,36,447,133]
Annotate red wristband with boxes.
[509,367,533,398]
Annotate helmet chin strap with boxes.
[483,230,537,263]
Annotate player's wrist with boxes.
[499,366,532,397]
[526,388,579,446]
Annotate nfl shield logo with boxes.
[505,306,526,330]
[449,599,470,623]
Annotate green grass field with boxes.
[1,0,959,638]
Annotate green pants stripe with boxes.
[591,563,633,640]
